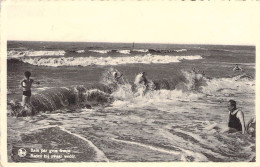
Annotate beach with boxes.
[7,41,255,162]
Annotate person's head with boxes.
[24,71,31,79]
[113,72,118,78]
[141,72,146,77]
[228,100,236,111]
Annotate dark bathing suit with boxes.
[23,90,31,97]
[228,111,242,131]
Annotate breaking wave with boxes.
[89,50,111,54]
[8,66,254,117]
[175,49,187,52]
[7,50,66,58]
[76,50,85,53]
[117,50,131,54]
[132,49,149,53]
[19,54,203,67]
[7,84,113,117]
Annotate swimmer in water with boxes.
[233,64,242,72]
[20,71,40,108]
[132,72,149,95]
[192,67,197,73]
[134,72,148,86]
[227,100,246,134]
[112,72,123,83]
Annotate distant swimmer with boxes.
[227,100,246,134]
[112,72,123,83]
[20,71,40,108]
[192,67,197,73]
[233,64,242,72]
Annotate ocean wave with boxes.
[89,50,111,54]
[21,54,203,67]
[7,68,254,117]
[111,70,254,105]
[175,49,187,52]
[76,50,85,53]
[201,74,255,96]
[7,50,66,58]
[7,84,112,116]
[117,50,131,54]
[132,49,149,53]
[193,47,208,51]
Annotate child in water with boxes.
[20,71,40,108]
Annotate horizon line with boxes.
[7,40,255,47]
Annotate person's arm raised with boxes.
[32,79,40,85]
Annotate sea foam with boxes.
[76,50,85,53]
[117,50,131,54]
[133,49,149,53]
[7,50,66,58]
[89,50,111,54]
[21,54,203,67]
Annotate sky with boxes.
[4,1,260,45]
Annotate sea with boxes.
[6,41,255,162]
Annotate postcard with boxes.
[1,1,259,166]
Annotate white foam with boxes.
[117,50,131,54]
[89,50,110,54]
[133,49,149,53]
[175,49,187,52]
[111,138,180,155]
[111,138,208,161]
[111,87,202,112]
[59,126,109,162]
[21,54,203,67]
[7,50,65,58]
[76,50,85,53]
[202,75,255,96]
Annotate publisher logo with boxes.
[18,148,27,157]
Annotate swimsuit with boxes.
[23,90,31,97]
[228,110,242,131]
[21,79,33,97]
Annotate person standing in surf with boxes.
[20,71,40,108]
[132,72,150,95]
[227,100,246,134]
[134,72,148,86]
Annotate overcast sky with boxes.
[5,1,260,45]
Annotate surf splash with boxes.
[7,84,112,117]
[7,68,254,117]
